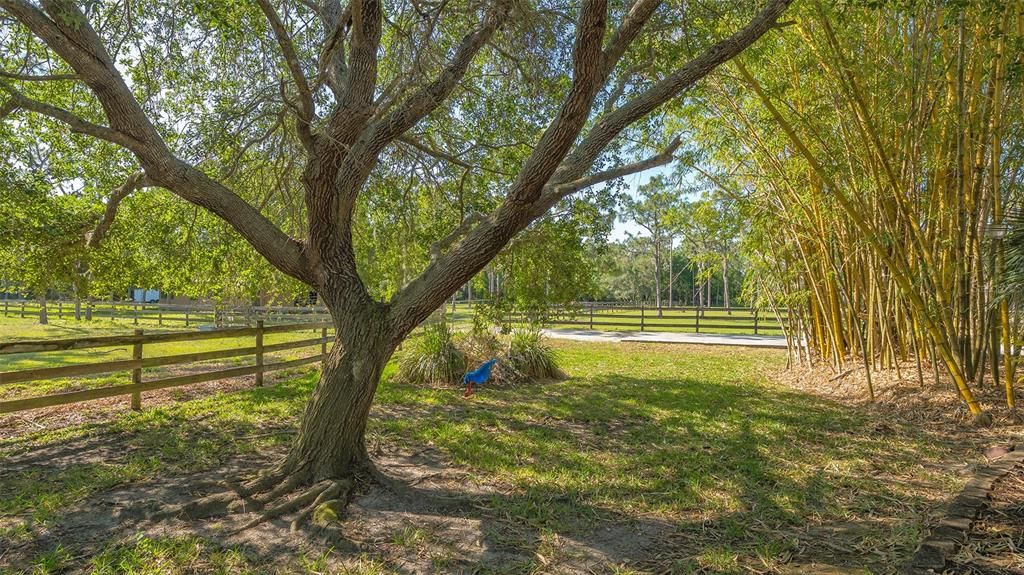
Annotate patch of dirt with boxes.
[0,436,673,574]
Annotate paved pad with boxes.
[541,328,789,349]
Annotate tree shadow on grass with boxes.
[368,373,962,572]
[0,369,964,573]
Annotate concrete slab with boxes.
[541,328,789,349]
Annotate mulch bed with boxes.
[945,459,1024,574]
[907,445,1024,574]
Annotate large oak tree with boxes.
[0,0,791,523]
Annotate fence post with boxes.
[131,329,143,411]
[58,302,62,320]
[321,327,328,357]
[20,302,25,318]
[640,303,645,332]
[86,303,93,321]
[185,309,190,327]
[695,305,701,333]
[158,309,163,326]
[255,320,265,386]
[589,302,594,330]
[111,303,116,321]
[753,309,759,335]
[3,300,6,317]
[134,303,139,325]
[75,300,81,321]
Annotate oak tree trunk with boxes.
[277,302,396,484]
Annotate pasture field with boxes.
[0,317,1005,574]
[0,316,329,404]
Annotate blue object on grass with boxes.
[463,359,498,385]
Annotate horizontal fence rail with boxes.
[511,303,788,335]
[1,299,786,335]
[0,299,330,327]
[0,320,333,415]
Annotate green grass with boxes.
[22,533,392,575]
[0,316,178,342]
[0,310,217,340]
[0,337,963,574]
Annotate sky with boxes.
[609,164,675,242]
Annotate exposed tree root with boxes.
[150,456,485,532]
[152,490,240,521]
[150,468,358,534]
[237,468,291,498]
[290,478,352,532]
[250,470,307,502]
[235,479,333,532]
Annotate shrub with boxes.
[398,322,466,386]
[459,326,501,365]
[502,327,563,381]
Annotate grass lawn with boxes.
[0,332,985,574]
[0,313,219,341]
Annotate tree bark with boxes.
[277,301,395,483]
[668,247,673,308]
[653,239,663,317]
[722,258,731,313]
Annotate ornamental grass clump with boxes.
[501,327,564,382]
[398,321,466,386]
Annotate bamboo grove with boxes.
[689,1,1024,420]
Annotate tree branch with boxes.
[388,0,791,337]
[255,0,315,148]
[538,136,681,207]
[0,70,79,81]
[429,212,486,261]
[602,0,662,74]
[0,80,143,150]
[556,0,793,185]
[387,0,609,335]
[1,0,165,148]
[312,1,350,97]
[0,97,15,120]
[396,134,473,169]
[85,171,151,248]
[370,0,510,146]
[340,0,381,110]
[0,0,315,285]
[317,0,512,253]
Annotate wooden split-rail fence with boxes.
[516,303,787,335]
[0,299,330,326]
[0,321,333,415]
